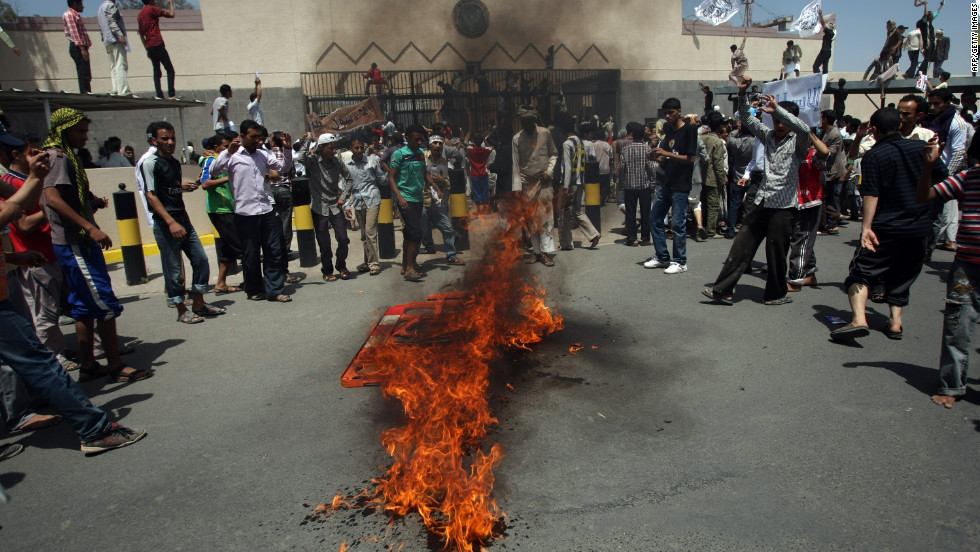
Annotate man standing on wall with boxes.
[811,9,835,75]
[63,0,92,94]
[781,40,803,79]
[96,0,129,96]
[212,85,233,132]
[137,0,177,100]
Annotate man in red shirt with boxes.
[363,63,386,95]
[137,0,177,99]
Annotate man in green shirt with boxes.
[388,124,430,281]
[200,132,243,294]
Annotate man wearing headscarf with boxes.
[511,107,558,266]
[40,107,151,384]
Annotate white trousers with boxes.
[106,42,130,95]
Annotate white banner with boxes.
[694,0,741,26]
[761,73,829,128]
[791,0,823,38]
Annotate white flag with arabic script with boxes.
[694,0,741,26]
[791,0,823,38]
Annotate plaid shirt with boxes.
[618,140,657,190]
[63,8,91,48]
[738,95,810,209]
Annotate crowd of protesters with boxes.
[1,0,978,473]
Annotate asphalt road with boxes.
[1,204,978,551]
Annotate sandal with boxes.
[764,296,793,306]
[269,294,292,302]
[369,268,381,276]
[323,273,337,282]
[830,323,870,342]
[701,288,733,306]
[540,254,555,267]
[178,311,205,324]
[284,275,302,284]
[214,285,242,295]
[247,293,267,301]
[193,303,227,317]
[338,269,351,280]
[881,319,903,340]
[106,364,152,383]
[525,254,540,264]
[15,414,63,432]
[58,354,80,372]
[78,363,109,382]
[403,271,424,282]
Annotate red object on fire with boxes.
[342,292,470,388]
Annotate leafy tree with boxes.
[0,0,17,24]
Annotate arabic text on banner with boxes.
[791,0,823,38]
[694,0,741,26]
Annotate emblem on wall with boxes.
[453,0,490,39]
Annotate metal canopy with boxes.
[714,76,980,96]
[0,88,205,113]
[0,88,206,163]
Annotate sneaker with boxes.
[80,423,146,454]
[664,262,688,274]
[0,443,24,461]
[643,258,671,269]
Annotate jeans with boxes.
[312,210,350,275]
[152,211,210,304]
[105,41,130,95]
[937,259,980,397]
[235,211,286,297]
[471,175,490,204]
[421,202,457,258]
[146,44,176,98]
[623,187,651,242]
[1,364,36,431]
[905,50,920,77]
[650,186,688,265]
[69,43,91,93]
[0,300,108,440]
[271,186,293,253]
[727,180,746,235]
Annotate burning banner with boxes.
[319,196,564,551]
[791,0,823,38]
[308,96,383,135]
[694,0,740,26]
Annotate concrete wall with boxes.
[85,165,212,249]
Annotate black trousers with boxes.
[69,44,91,93]
[712,206,794,301]
[623,187,651,243]
[844,233,928,307]
[146,45,176,98]
[812,49,832,74]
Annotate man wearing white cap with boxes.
[296,131,352,281]
[932,29,949,77]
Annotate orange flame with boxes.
[347,194,563,551]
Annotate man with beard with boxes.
[511,108,558,267]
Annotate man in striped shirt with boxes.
[829,107,947,342]
[703,76,810,306]
[63,0,92,94]
[918,137,980,408]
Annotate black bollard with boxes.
[113,183,148,285]
[378,183,396,259]
[290,177,317,268]
[448,168,469,251]
[584,161,601,234]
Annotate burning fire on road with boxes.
[314,195,564,551]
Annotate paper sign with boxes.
[694,0,741,26]
[761,73,829,128]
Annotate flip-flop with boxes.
[269,294,292,302]
[830,323,870,342]
[881,321,903,340]
[15,414,63,432]
[106,365,153,383]
[403,271,424,282]
[764,296,794,306]
[540,255,555,267]
[323,274,337,282]
[178,311,205,324]
[193,303,227,317]
[78,363,109,382]
[701,288,733,306]
[214,285,242,295]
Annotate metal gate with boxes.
[300,69,619,135]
